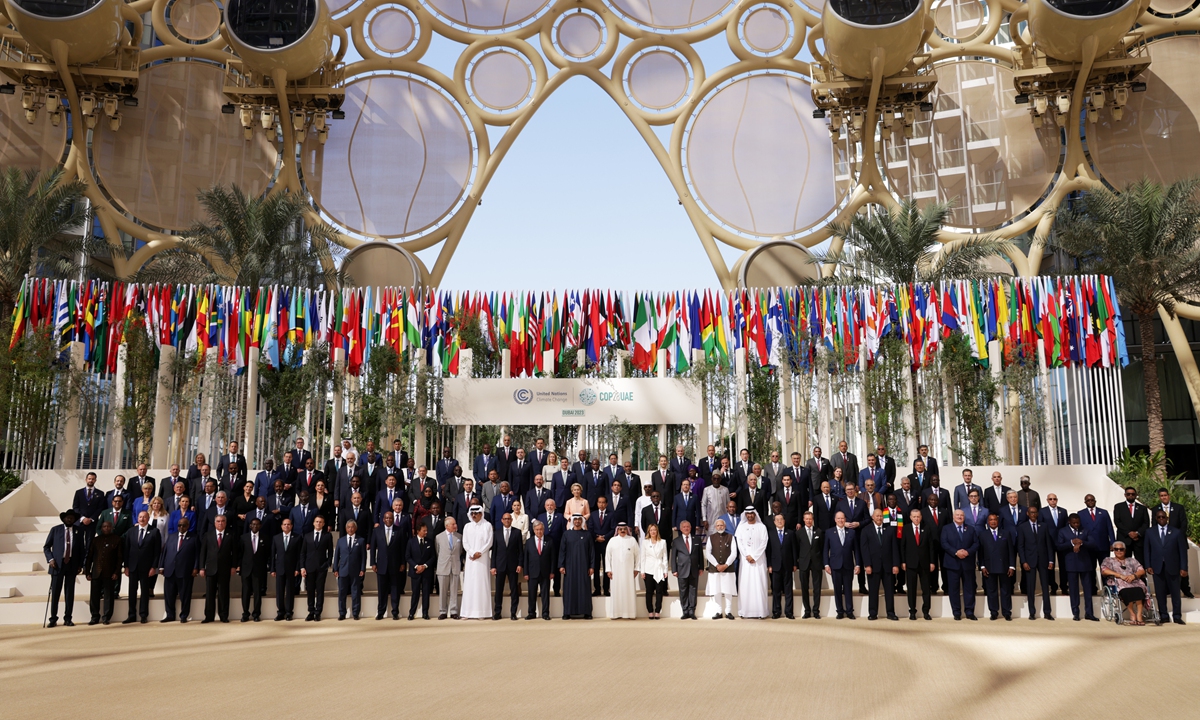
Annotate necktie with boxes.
[839,529,844,543]
[786,489,790,502]
[992,530,998,541]
[537,539,542,554]
[448,535,453,550]
[1032,524,1037,535]
[217,532,223,547]
[315,531,320,544]
[284,535,289,550]
[778,530,784,543]
[64,532,71,562]
[1161,527,1166,539]
[139,529,145,545]
[807,528,813,543]
[176,535,181,552]
[1129,503,1135,516]
[686,537,691,553]
[1090,509,1095,521]
[386,528,391,544]
[957,526,963,537]
[599,511,604,524]
[915,527,920,545]
[253,535,258,553]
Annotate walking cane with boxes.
[42,568,53,628]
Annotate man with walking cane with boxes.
[44,508,86,627]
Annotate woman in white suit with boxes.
[639,525,669,619]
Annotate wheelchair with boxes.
[1100,580,1161,625]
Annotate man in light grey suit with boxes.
[671,520,704,619]
[761,451,785,495]
[436,517,464,619]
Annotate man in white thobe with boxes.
[633,481,656,539]
[460,507,493,619]
[734,507,769,618]
[604,523,640,619]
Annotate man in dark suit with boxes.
[622,461,643,499]
[837,482,870,593]
[805,448,831,495]
[159,517,199,622]
[941,509,979,620]
[673,479,700,532]
[99,495,132,538]
[199,514,238,623]
[901,508,935,620]
[831,440,860,488]
[388,438,409,474]
[72,472,107,542]
[895,477,920,518]
[731,448,754,495]
[639,492,670,541]
[1040,493,1069,594]
[506,448,533,499]
[340,490,371,539]
[288,437,311,472]
[795,511,823,618]
[122,511,162,624]
[1114,486,1152,565]
[978,513,1016,621]
[860,508,900,621]
[921,475,952,510]
[492,512,523,620]
[766,514,797,619]
[697,445,720,485]
[525,475,553,523]
[1155,487,1193,597]
[371,511,408,620]
[982,472,1012,515]
[495,436,517,483]
[735,475,769,520]
[489,481,517,529]
[907,460,931,495]
[922,492,952,595]
[270,517,302,621]
[406,523,437,620]
[375,474,405,527]
[253,460,278,498]
[1017,505,1056,620]
[1145,509,1189,625]
[776,473,804,529]
[998,491,1028,536]
[323,446,346,486]
[671,520,704,619]
[812,480,838,531]
[215,441,247,479]
[524,520,554,619]
[859,454,886,501]
[913,445,939,480]
[157,465,183,501]
[295,457,323,498]
[333,521,367,620]
[650,456,673,499]
[823,512,859,619]
[783,452,812,506]
[473,443,498,485]
[589,496,615,596]
[435,446,460,489]
[43,509,86,627]
[274,452,298,499]
[1056,513,1099,621]
[1079,493,1115,594]
[873,444,897,495]
[449,477,480,530]
[607,479,632,529]
[237,517,270,621]
[105,475,132,511]
[537,501,566,596]
[301,515,334,621]
[952,468,982,512]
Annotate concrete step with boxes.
[0,560,41,574]
[0,585,16,598]
[0,539,46,553]
[6,517,60,533]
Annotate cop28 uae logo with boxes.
[513,388,533,405]
[578,388,597,406]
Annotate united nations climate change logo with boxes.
[513,388,533,405]
[578,388,597,406]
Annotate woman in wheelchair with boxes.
[1101,541,1148,625]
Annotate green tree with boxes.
[1049,178,1200,459]
[184,185,342,290]
[0,166,89,321]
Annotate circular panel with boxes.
[555,10,604,59]
[367,5,417,56]
[685,73,838,237]
[742,6,790,54]
[422,0,552,31]
[343,242,423,287]
[301,74,475,238]
[168,0,221,41]
[324,0,358,15]
[627,50,691,111]
[798,0,826,12]
[739,242,820,288]
[607,0,735,31]
[1089,36,1200,189]
[882,61,1059,229]
[933,0,985,39]
[0,94,67,172]
[469,49,534,112]
[1149,0,1195,13]
[92,62,278,232]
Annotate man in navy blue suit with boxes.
[859,509,899,621]
[371,511,408,620]
[537,500,566,596]
[822,511,859,619]
[977,513,1015,621]
[334,521,367,620]
[941,509,979,620]
[489,481,517,529]
[43,508,87,627]
[589,496,615,596]
[1017,505,1056,620]
[1057,514,1099,621]
[473,443,497,487]
[1145,509,1189,625]
[673,479,700,533]
[1040,493,1070,594]
[1079,493,1115,595]
[159,516,200,623]
[491,512,524,620]
[72,472,107,543]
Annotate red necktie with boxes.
[915,528,920,545]
[537,539,542,555]
[933,509,938,524]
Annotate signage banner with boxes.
[442,378,702,425]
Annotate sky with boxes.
[401,31,764,292]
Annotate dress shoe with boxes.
[1073,616,1081,622]
[867,615,877,621]
[592,591,601,597]
[604,591,610,596]
[813,612,821,619]
[47,619,57,628]
[802,611,812,619]
[887,614,899,621]
[408,615,415,621]
[543,616,551,621]
[314,614,322,621]
[511,615,518,621]
[88,619,100,626]
[305,613,314,621]
[201,619,213,624]
[836,612,845,619]
[140,618,149,624]
[909,611,917,620]
[713,613,724,619]
[966,615,977,621]
[160,618,173,624]
[274,615,284,622]
[63,620,74,627]
[1183,592,1195,599]
[178,618,187,624]
[785,614,795,620]
[392,613,400,620]
[923,613,932,621]
[846,612,856,620]
[1174,618,1187,625]
[220,618,229,623]
[583,615,592,620]
[438,614,447,620]
[772,613,781,620]
[1004,614,1012,620]
[990,614,999,621]
[725,613,735,620]
[1045,615,1055,621]
[376,614,385,621]
[286,614,294,621]
[493,614,501,621]
[338,615,346,621]
[953,615,962,621]
[450,614,459,619]
[241,614,250,622]
[1086,616,1099,622]
[122,618,136,625]
[526,614,537,620]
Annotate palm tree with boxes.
[183,185,342,290]
[814,199,1010,283]
[1049,178,1200,459]
[0,166,88,325]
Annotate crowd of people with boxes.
[43,437,1193,628]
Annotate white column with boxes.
[657,348,669,455]
[734,348,748,454]
[856,344,869,455]
[778,367,792,459]
[818,365,831,454]
[942,376,959,466]
[500,349,512,379]
[301,349,312,446]
[694,349,708,455]
[105,343,127,469]
[150,344,176,469]
[902,370,917,463]
[543,348,555,376]
[456,349,472,478]
[197,347,218,460]
[1036,339,1058,465]
[58,341,85,470]
[615,350,628,465]
[578,349,588,456]
[241,346,259,467]
[988,339,1004,462]
[413,352,427,467]
[330,346,345,457]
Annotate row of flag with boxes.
[8,276,1128,376]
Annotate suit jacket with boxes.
[72,487,107,523]
[731,460,755,494]
[1144,525,1188,575]
[199,529,239,575]
[913,455,939,479]
[998,504,1029,535]
[650,469,673,499]
[921,486,952,511]
[812,493,839,530]
[201,504,233,536]
[835,497,868,528]
[420,514,446,539]
[1076,507,1115,550]
[765,526,797,572]
[906,471,931,494]
[922,504,953,550]
[123,525,163,576]
[760,463,786,493]
[492,526,524,573]
[356,464,386,500]
[776,486,803,528]
[507,460,534,498]
[435,457,461,487]
[697,456,720,483]
[523,536,554,579]
[1113,501,1151,545]
[672,492,700,530]
[99,508,132,537]
[295,470,323,497]
[370,524,407,574]
[1039,505,1069,535]
[434,531,462,575]
[301,530,334,574]
[734,486,769,519]
[794,525,823,570]
[822,527,859,570]
[156,475,179,499]
[406,536,438,577]
[639,504,671,540]
[953,483,982,512]
[164,493,188,514]
[489,493,517,528]
[1056,526,1099,573]
[159,531,200,577]
[495,446,517,482]
[375,487,407,524]
[536,513,566,544]
[895,488,921,517]
[831,453,859,486]
[961,504,990,534]
[105,488,132,511]
[529,449,551,474]
[587,510,615,545]
[977,527,1016,573]
[270,532,303,575]
[874,455,898,493]
[323,457,347,485]
[215,453,248,478]
[43,523,87,574]
[605,493,631,529]
[859,523,900,573]
[473,454,498,483]
[939,523,978,571]
[1156,502,1189,534]
[858,466,887,497]
[782,464,812,503]
[333,535,367,577]
[1016,521,1055,568]
[900,522,936,570]
[340,504,371,538]
[981,484,1012,515]
[239,532,271,578]
[805,457,831,491]
[671,533,704,578]
[524,487,553,521]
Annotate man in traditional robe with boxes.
[604,523,640,619]
[559,515,593,619]
[734,507,769,618]
[459,507,493,619]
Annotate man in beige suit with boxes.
[436,517,464,619]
